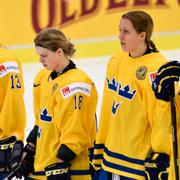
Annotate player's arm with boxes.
[45,93,87,180]
[44,143,74,180]
[44,82,97,180]
[149,61,180,179]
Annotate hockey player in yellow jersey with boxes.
[15,28,98,180]
[0,46,26,178]
[92,11,170,180]
[152,60,180,180]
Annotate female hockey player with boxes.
[15,27,98,180]
[92,10,171,180]
[152,60,180,180]
[0,45,26,178]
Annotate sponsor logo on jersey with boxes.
[136,66,147,80]
[61,86,70,96]
[0,65,6,73]
[0,61,19,78]
[60,82,91,99]
[149,72,157,84]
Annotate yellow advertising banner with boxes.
[0,0,180,62]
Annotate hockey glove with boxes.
[145,153,169,180]
[16,143,35,177]
[45,162,71,180]
[10,140,24,171]
[152,60,180,101]
[0,136,16,171]
[14,125,38,178]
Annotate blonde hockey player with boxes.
[0,45,26,178]
[92,10,170,180]
[15,28,98,180]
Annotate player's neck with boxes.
[55,57,70,74]
[130,44,147,58]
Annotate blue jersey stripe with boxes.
[94,143,104,149]
[93,154,103,160]
[104,146,144,165]
[103,158,145,177]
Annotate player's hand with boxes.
[16,143,35,177]
[10,140,24,171]
[45,162,71,180]
[20,143,35,176]
[145,153,169,180]
[152,60,180,101]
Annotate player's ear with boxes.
[139,32,146,41]
[56,48,63,56]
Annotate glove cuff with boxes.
[23,143,36,156]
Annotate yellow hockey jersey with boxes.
[93,52,168,179]
[30,66,98,180]
[0,47,26,141]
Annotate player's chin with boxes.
[46,67,53,71]
[120,44,127,50]
[121,46,129,52]
[43,64,52,70]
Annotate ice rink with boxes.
[23,50,180,136]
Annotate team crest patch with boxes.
[60,82,91,99]
[149,72,157,84]
[136,66,147,80]
[0,61,19,78]
[52,83,58,94]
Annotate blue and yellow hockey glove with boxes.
[152,60,180,101]
[145,153,169,180]
[10,140,24,171]
[45,162,71,180]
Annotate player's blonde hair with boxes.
[34,27,76,58]
[122,10,159,52]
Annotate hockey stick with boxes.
[169,83,179,180]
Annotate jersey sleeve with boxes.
[142,70,172,156]
[0,60,26,141]
[154,87,180,179]
[57,81,98,156]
